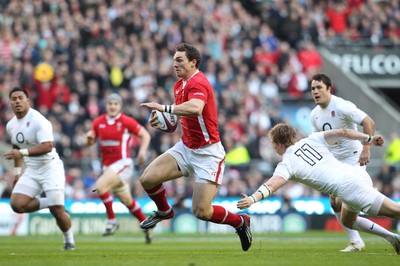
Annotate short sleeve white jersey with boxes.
[6,108,60,168]
[273,132,349,196]
[310,95,367,162]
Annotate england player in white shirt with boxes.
[237,123,400,255]
[309,73,375,252]
[4,87,75,250]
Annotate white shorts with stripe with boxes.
[103,158,134,182]
[166,140,226,185]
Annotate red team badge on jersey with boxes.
[26,121,30,127]
[117,122,122,131]
[331,111,336,117]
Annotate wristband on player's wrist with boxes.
[14,167,22,175]
[257,184,272,200]
[364,135,372,144]
[249,195,257,203]
[163,105,174,114]
[19,149,29,156]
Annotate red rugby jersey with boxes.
[174,71,221,149]
[92,113,141,166]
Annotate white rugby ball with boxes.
[155,110,178,133]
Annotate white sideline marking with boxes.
[79,235,380,243]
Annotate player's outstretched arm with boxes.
[237,175,286,210]
[141,102,164,112]
[323,129,384,147]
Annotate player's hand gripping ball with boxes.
[154,110,178,133]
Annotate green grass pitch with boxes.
[0,231,398,266]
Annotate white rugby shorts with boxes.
[339,166,385,216]
[166,140,226,185]
[13,158,66,206]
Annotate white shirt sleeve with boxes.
[35,115,54,143]
[337,98,367,126]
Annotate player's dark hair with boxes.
[175,43,201,69]
[312,73,332,89]
[9,86,29,99]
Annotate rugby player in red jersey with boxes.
[140,43,252,251]
[86,93,152,243]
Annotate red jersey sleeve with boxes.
[121,114,142,135]
[187,80,208,102]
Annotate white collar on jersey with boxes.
[183,70,199,88]
[106,112,122,125]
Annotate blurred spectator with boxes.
[225,143,251,166]
[0,170,13,198]
[286,69,309,99]
[70,179,87,200]
[384,133,400,165]
[392,173,400,200]
[326,0,351,38]
[280,7,302,48]
[375,164,396,197]
[297,41,323,80]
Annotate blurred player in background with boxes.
[85,93,152,243]
[310,73,375,252]
[140,43,252,252]
[238,123,400,255]
[4,87,75,250]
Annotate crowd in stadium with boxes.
[1,0,400,203]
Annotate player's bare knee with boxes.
[140,177,150,189]
[10,196,27,213]
[93,180,107,195]
[9,196,28,213]
[94,187,106,195]
[192,206,211,221]
[140,173,155,189]
[193,209,208,220]
[10,203,25,213]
